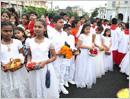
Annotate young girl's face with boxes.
[64,27,72,35]
[84,26,90,34]
[1,13,10,22]
[10,16,16,24]
[40,15,46,21]
[106,30,111,36]
[1,25,13,39]
[75,21,80,28]
[22,16,29,25]
[33,21,47,36]
[14,30,24,39]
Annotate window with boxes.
[124,1,128,4]
[112,1,116,7]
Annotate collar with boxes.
[92,26,95,29]
[50,23,55,28]
[110,25,117,30]
[124,29,129,35]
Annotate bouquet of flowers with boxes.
[117,88,129,98]
[58,45,73,59]
[27,62,40,70]
[88,48,98,57]
[105,50,111,55]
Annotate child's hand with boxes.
[26,30,30,33]
[1,67,8,72]
[106,47,110,51]
[89,47,93,50]
[38,60,47,69]
[26,61,32,71]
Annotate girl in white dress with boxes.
[1,21,29,98]
[92,26,105,78]
[75,23,96,88]
[102,28,113,72]
[26,19,59,98]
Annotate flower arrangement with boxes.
[88,48,98,57]
[105,50,111,55]
[58,45,73,59]
[117,88,129,98]
[27,62,40,70]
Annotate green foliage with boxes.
[22,6,58,18]
[83,13,89,20]
[66,6,72,11]
[1,7,6,13]
[66,11,78,18]
[90,8,99,19]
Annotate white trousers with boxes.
[53,56,67,87]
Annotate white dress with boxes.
[1,39,29,98]
[119,51,129,76]
[94,33,105,78]
[26,37,59,98]
[75,34,96,88]
[102,36,113,72]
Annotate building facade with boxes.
[105,1,129,22]
[72,6,83,16]
[1,1,48,11]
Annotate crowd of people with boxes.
[1,7,129,98]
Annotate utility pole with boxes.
[47,1,53,11]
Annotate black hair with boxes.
[125,23,129,29]
[104,19,108,22]
[91,20,97,24]
[22,14,29,21]
[59,12,66,17]
[49,13,56,21]
[13,27,27,38]
[71,19,80,28]
[80,23,91,34]
[100,19,104,21]
[1,11,11,19]
[63,24,72,29]
[80,16,84,20]
[112,18,117,25]
[53,15,63,23]
[103,28,111,37]
[13,11,19,18]
[96,18,99,20]
[97,26,104,31]
[44,12,48,16]
[34,18,48,38]
[108,23,112,26]
[69,15,75,19]
[41,14,46,18]
[6,8,12,12]
[1,21,13,39]
[11,15,19,26]
[29,11,38,16]
[97,21,102,26]
[10,7,15,13]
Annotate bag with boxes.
[45,65,50,88]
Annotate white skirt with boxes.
[94,51,105,78]
[1,66,30,98]
[119,51,129,76]
[103,50,113,72]
[74,49,96,88]
[28,63,59,98]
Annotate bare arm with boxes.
[19,48,25,57]
[101,38,107,48]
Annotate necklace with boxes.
[2,39,12,52]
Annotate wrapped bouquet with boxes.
[27,62,40,70]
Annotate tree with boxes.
[90,8,99,19]
[66,6,72,11]
[83,13,89,20]
[1,7,6,13]
[66,11,73,17]
[73,11,78,17]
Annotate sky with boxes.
[46,1,108,13]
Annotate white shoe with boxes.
[60,86,69,94]
[69,81,76,85]
[64,82,69,87]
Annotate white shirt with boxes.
[49,29,68,53]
